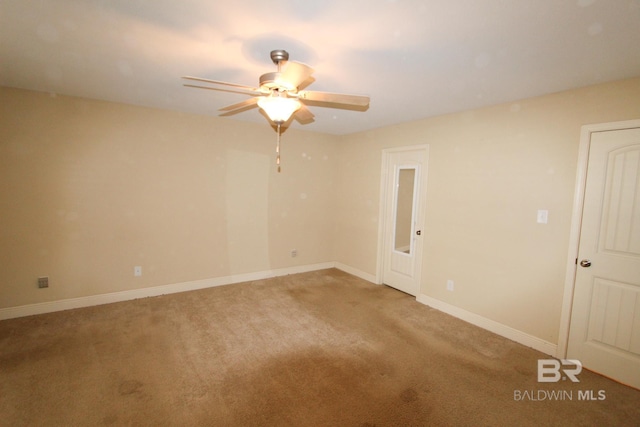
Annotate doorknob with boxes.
[580,259,592,268]
[416,230,421,236]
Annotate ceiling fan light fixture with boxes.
[257,95,301,124]
[183,49,370,172]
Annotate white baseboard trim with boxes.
[0,262,336,321]
[333,262,377,283]
[0,263,559,358]
[416,294,557,356]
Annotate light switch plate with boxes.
[537,209,549,224]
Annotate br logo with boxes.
[537,359,582,383]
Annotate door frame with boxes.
[557,119,640,359]
[375,145,429,289]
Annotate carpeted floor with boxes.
[1,268,638,426]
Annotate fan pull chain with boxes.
[276,123,281,173]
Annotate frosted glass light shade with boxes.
[257,96,301,123]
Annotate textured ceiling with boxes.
[1,0,639,135]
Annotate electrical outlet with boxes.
[38,276,49,288]
[134,266,142,277]
[291,249,298,258]
[446,280,454,292]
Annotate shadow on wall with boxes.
[225,149,271,273]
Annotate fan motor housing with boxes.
[259,72,296,92]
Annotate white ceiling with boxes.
[1,0,639,135]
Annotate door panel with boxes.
[587,279,640,353]
[381,147,429,296]
[600,147,640,255]
[567,127,640,389]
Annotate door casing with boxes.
[376,145,429,292]
[558,119,640,358]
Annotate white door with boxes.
[567,127,640,389]
[381,147,429,296]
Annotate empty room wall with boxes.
[2,77,639,348]
[334,76,640,345]
[0,87,338,309]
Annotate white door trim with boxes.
[375,145,429,286]
[557,119,640,359]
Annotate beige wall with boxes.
[2,77,639,345]
[334,76,640,344]
[0,87,337,308]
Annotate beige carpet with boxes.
[1,269,638,426]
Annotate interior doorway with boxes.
[560,120,640,389]
[377,146,429,296]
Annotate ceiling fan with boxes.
[182,49,370,172]
[183,49,370,125]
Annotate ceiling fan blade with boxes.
[219,97,260,113]
[294,103,315,124]
[280,61,314,88]
[182,76,257,92]
[297,76,316,91]
[297,90,370,107]
[219,97,260,111]
[183,84,261,97]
